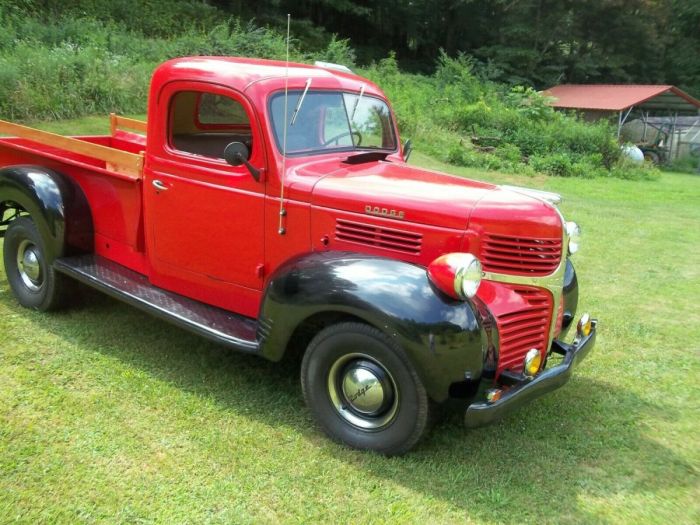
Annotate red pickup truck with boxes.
[0,57,596,454]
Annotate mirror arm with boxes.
[237,154,261,182]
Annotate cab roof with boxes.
[151,56,383,96]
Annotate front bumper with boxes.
[465,319,597,428]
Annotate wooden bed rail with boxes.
[0,119,144,180]
[109,113,147,135]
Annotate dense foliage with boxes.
[7,0,699,96]
[226,0,699,96]
[363,54,657,179]
[0,1,662,179]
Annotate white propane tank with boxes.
[621,144,645,164]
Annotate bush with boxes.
[364,49,640,179]
[313,35,356,68]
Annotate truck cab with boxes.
[0,57,596,455]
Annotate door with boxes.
[144,82,266,300]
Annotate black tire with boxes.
[301,322,430,455]
[3,217,66,311]
[643,150,660,165]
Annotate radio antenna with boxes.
[278,13,291,235]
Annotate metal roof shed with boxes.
[542,84,700,146]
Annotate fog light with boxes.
[577,313,592,337]
[523,348,542,378]
[485,388,502,403]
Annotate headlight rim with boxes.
[566,221,581,255]
[453,254,482,299]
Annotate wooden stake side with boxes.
[110,114,147,134]
[0,119,143,180]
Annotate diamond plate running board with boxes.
[54,255,259,353]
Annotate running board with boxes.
[54,254,259,353]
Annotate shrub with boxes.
[313,35,356,68]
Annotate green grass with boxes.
[1,118,699,524]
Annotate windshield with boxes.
[270,90,397,155]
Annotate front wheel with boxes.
[3,217,66,311]
[301,322,431,455]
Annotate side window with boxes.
[198,93,249,125]
[169,91,253,160]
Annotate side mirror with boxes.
[224,142,260,181]
[224,141,249,166]
[403,138,413,162]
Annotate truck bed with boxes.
[0,115,150,273]
[0,114,147,181]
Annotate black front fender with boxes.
[259,251,486,402]
[0,165,92,258]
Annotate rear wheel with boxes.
[3,217,66,311]
[301,322,430,455]
[643,150,661,164]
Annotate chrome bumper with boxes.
[465,320,597,428]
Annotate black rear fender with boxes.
[0,165,93,258]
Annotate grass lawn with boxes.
[1,117,699,524]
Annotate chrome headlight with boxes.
[454,254,483,299]
[566,221,581,254]
[427,253,483,300]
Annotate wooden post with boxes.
[109,113,117,136]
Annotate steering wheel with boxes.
[322,130,362,147]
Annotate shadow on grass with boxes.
[3,286,694,523]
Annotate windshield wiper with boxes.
[290,78,312,126]
[350,83,365,120]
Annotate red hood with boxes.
[308,160,496,230]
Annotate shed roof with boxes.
[543,84,700,113]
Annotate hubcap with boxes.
[328,353,399,430]
[16,240,43,292]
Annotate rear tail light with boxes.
[427,253,482,300]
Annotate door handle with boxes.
[152,180,168,191]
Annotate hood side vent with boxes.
[335,219,422,255]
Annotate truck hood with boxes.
[308,160,497,230]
